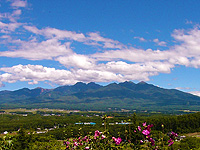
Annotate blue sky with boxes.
[1,0,200,96]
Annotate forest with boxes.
[1,110,200,149]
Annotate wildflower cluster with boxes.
[63,122,179,149]
[63,130,122,149]
[136,122,155,147]
[168,131,178,146]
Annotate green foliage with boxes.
[12,128,30,150]
[179,137,200,150]
[0,134,14,150]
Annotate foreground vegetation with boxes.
[1,110,200,149]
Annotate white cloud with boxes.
[153,38,167,46]
[87,32,126,49]
[92,48,173,62]
[0,21,21,33]
[171,27,200,67]
[11,0,27,8]
[134,36,147,42]
[23,26,125,49]
[189,91,200,97]
[0,64,77,85]
[0,39,73,60]
[24,26,86,42]
[56,54,96,69]
[175,87,192,90]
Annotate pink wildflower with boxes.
[66,141,70,145]
[148,138,155,146]
[168,131,178,146]
[74,142,78,147]
[94,130,101,137]
[143,122,146,127]
[64,141,70,145]
[82,136,87,141]
[79,142,83,146]
[138,126,141,131]
[101,134,106,139]
[142,129,150,135]
[168,141,174,146]
[85,147,90,149]
[168,138,172,143]
[112,137,117,142]
[115,137,122,145]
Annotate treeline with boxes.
[146,112,200,133]
[1,112,200,135]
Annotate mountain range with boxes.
[0,81,200,111]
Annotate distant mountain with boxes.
[0,81,200,111]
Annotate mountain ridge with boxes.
[0,81,200,111]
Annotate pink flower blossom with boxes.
[168,141,174,146]
[85,147,90,149]
[79,142,83,146]
[64,141,70,145]
[148,138,155,146]
[94,130,101,137]
[168,138,172,143]
[143,122,146,127]
[138,126,141,131]
[101,134,106,139]
[146,124,153,132]
[142,129,150,135]
[82,136,87,141]
[112,137,117,142]
[74,142,78,147]
[115,137,122,145]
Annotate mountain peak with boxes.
[74,82,86,86]
[138,81,147,84]
[34,87,43,89]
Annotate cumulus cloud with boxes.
[0,64,132,85]
[0,64,77,85]
[153,38,167,46]
[171,27,200,67]
[55,54,96,69]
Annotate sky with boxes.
[1,0,200,96]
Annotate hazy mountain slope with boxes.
[0,81,200,111]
